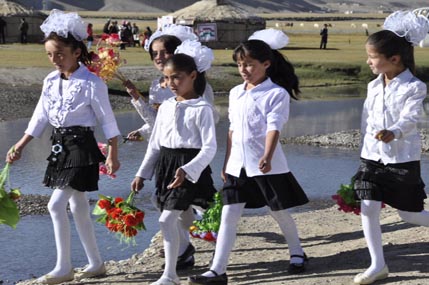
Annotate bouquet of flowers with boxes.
[92,191,145,246]
[0,160,21,229]
[189,191,223,242]
[97,142,116,179]
[332,182,361,215]
[88,47,127,82]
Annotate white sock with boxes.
[361,200,385,275]
[178,206,194,256]
[269,209,304,264]
[398,209,429,226]
[159,209,182,281]
[202,203,245,277]
[45,188,74,277]
[69,189,103,271]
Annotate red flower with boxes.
[123,214,138,227]
[115,197,124,205]
[98,199,111,210]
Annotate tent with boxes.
[0,0,46,43]
[170,0,266,49]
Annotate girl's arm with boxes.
[221,130,233,182]
[6,134,33,163]
[105,136,120,174]
[259,130,280,174]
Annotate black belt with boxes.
[53,126,92,135]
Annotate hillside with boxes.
[13,0,429,14]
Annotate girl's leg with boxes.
[69,189,103,272]
[269,209,304,263]
[44,188,74,277]
[202,203,245,277]
[398,210,429,226]
[157,209,182,283]
[360,200,385,276]
[178,206,194,254]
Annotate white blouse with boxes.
[131,78,219,137]
[360,69,427,164]
[136,96,217,183]
[25,64,120,139]
[225,78,290,177]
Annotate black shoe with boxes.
[288,253,309,274]
[188,270,228,285]
[177,255,195,270]
[178,243,196,262]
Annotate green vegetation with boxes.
[1,15,429,100]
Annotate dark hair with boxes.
[367,29,415,75]
[44,32,91,66]
[149,34,181,60]
[165,53,206,96]
[233,40,300,100]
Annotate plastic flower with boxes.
[189,191,222,242]
[0,157,21,229]
[97,142,116,179]
[88,46,127,83]
[93,191,145,245]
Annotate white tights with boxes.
[361,199,429,276]
[205,203,304,277]
[158,209,183,282]
[45,187,103,277]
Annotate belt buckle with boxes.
[52,144,63,155]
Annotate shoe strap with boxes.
[209,269,219,276]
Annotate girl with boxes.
[125,25,214,270]
[124,24,218,142]
[353,11,429,285]
[188,29,309,285]
[131,39,217,285]
[6,10,120,284]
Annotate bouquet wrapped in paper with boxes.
[0,161,21,229]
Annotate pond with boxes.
[1,97,429,283]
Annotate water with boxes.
[1,97,429,283]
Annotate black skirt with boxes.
[43,126,105,192]
[155,147,217,211]
[353,158,426,212]
[222,169,309,211]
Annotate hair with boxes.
[148,34,181,60]
[233,40,300,100]
[367,29,415,75]
[45,32,91,66]
[164,53,206,96]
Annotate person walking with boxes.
[6,10,120,284]
[352,11,429,285]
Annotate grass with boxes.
[2,15,429,99]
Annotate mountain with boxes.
[12,0,429,14]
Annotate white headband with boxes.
[40,9,87,41]
[248,28,289,50]
[174,39,214,72]
[383,10,429,46]
[144,24,198,51]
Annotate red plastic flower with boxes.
[93,191,146,245]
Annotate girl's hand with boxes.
[167,168,186,189]
[105,156,120,175]
[131,176,144,193]
[259,157,272,174]
[123,80,139,100]
[6,147,22,164]
[375,130,394,143]
[126,130,143,141]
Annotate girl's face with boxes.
[163,64,197,100]
[365,43,401,77]
[151,40,174,72]
[236,55,270,89]
[45,39,80,79]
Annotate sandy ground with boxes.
[2,67,429,285]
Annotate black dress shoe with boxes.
[288,253,309,274]
[188,270,228,285]
[162,243,196,270]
